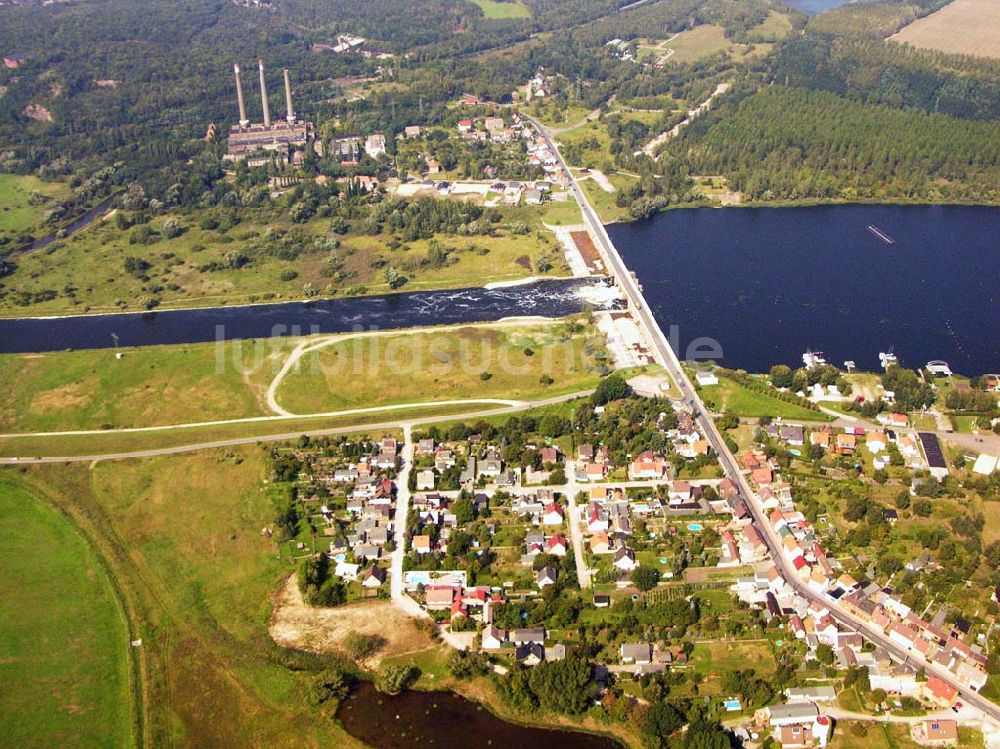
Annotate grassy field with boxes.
[0,317,603,434]
[468,0,530,19]
[541,198,584,226]
[689,640,775,694]
[0,206,568,317]
[0,478,133,748]
[891,0,1000,59]
[10,452,367,749]
[698,378,830,421]
[0,341,284,432]
[578,172,636,223]
[0,173,70,237]
[747,10,794,42]
[661,25,733,64]
[275,323,606,414]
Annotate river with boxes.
[336,682,622,749]
[0,277,620,354]
[607,205,1000,374]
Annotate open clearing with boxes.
[0,341,283,432]
[274,323,606,414]
[269,579,434,666]
[0,478,132,748]
[891,0,1000,59]
[469,0,530,19]
[0,173,70,237]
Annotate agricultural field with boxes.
[0,479,133,749]
[0,206,568,317]
[468,0,530,19]
[0,173,70,237]
[891,0,1000,59]
[12,451,367,749]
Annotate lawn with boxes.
[541,198,583,226]
[699,379,830,421]
[274,323,607,414]
[0,206,568,317]
[0,173,70,237]
[14,452,367,749]
[468,0,530,19]
[0,478,133,748]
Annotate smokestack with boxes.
[258,59,271,128]
[234,64,249,128]
[283,68,295,124]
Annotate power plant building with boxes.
[226,60,314,164]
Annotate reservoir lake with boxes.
[608,204,1000,374]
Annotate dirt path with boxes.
[636,82,731,159]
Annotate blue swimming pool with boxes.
[687,523,704,532]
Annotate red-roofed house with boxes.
[923,676,958,707]
[630,451,665,480]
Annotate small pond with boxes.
[337,681,623,749]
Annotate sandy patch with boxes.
[23,104,53,122]
[268,575,434,667]
[30,382,93,413]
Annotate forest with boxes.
[668,85,1000,203]
[774,34,1000,121]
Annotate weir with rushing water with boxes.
[0,277,622,354]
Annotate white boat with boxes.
[802,350,827,369]
[879,351,898,370]
[867,225,895,244]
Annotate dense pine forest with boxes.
[671,85,1000,202]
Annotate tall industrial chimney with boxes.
[283,68,295,124]
[258,59,271,128]
[234,64,249,128]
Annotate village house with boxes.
[629,451,666,480]
[541,502,564,526]
[912,719,958,747]
[620,642,652,665]
[613,546,638,572]
[536,566,558,588]
[361,566,386,589]
[481,625,507,650]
